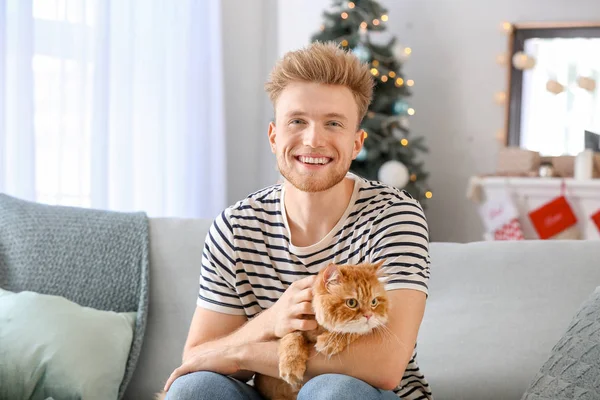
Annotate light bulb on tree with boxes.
[393,43,411,62]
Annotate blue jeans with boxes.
[165,371,399,399]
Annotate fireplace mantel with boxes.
[471,177,600,240]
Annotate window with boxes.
[520,38,600,156]
[32,0,96,207]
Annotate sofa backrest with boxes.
[125,218,210,398]
[419,240,600,399]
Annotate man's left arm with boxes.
[236,288,426,390]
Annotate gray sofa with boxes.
[125,218,600,399]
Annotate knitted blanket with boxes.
[0,194,149,399]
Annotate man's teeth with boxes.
[298,156,330,165]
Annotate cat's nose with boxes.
[364,314,372,320]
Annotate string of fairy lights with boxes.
[320,1,432,200]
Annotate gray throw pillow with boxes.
[521,286,600,399]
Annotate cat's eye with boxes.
[346,298,358,308]
[371,298,378,307]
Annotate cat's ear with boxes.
[371,261,391,283]
[371,260,384,274]
[323,263,340,287]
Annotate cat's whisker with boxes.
[374,325,386,345]
[377,324,410,352]
[379,326,397,351]
[324,331,338,350]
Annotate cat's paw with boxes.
[279,356,306,389]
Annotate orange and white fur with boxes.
[155,262,389,400]
[254,262,389,400]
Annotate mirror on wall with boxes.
[505,22,600,156]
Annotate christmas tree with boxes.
[311,0,432,205]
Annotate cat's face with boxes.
[312,263,388,334]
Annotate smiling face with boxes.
[268,81,365,193]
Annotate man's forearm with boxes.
[237,332,408,391]
[183,309,274,361]
[182,310,275,383]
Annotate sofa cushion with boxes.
[0,288,136,400]
[521,286,600,399]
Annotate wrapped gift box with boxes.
[497,147,541,175]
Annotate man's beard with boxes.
[277,154,349,193]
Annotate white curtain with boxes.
[0,0,226,219]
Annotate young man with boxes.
[164,42,431,400]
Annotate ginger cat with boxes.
[155,262,388,400]
[254,262,389,400]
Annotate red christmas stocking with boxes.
[528,196,579,240]
[592,209,600,233]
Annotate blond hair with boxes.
[265,41,374,122]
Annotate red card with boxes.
[528,196,577,239]
[592,210,600,233]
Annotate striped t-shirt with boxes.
[197,173,432,399]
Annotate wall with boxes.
[277,0,600,242]
[221,0,280,207]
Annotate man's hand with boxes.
[264,275,318,338]
[164,345,241,392]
